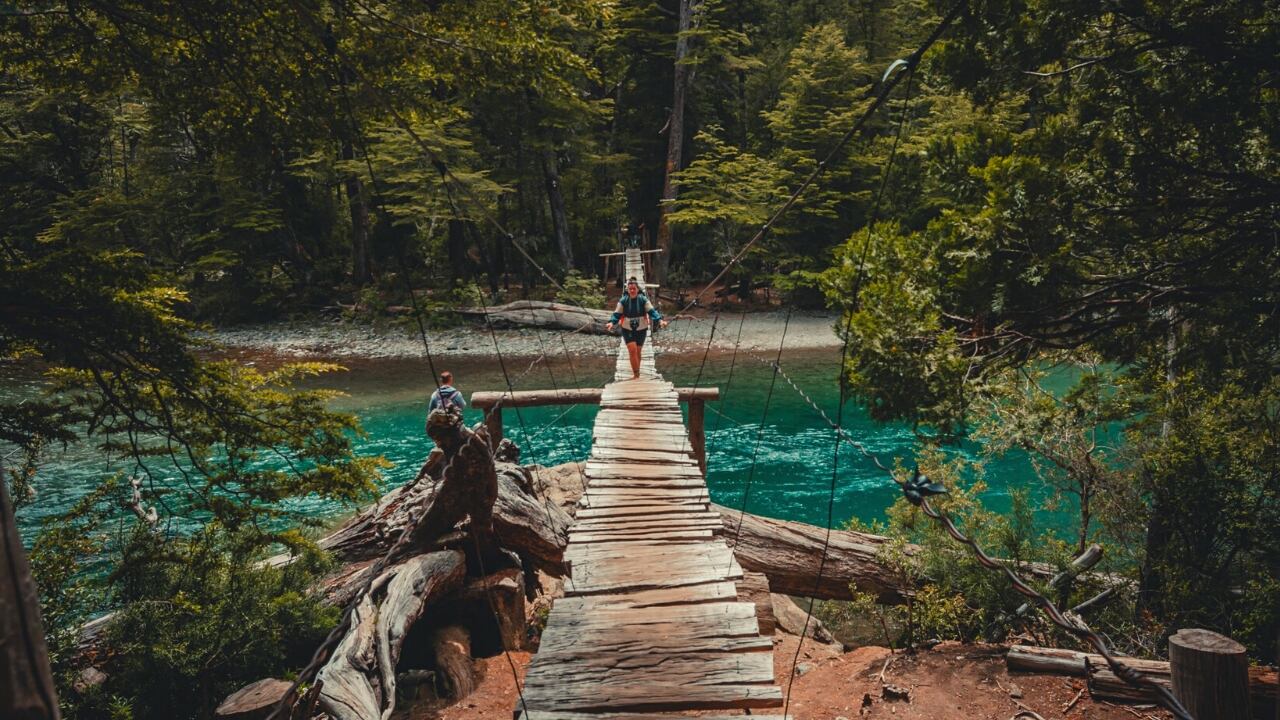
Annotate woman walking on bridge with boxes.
[605,277,667,379]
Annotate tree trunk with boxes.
[1138,313,1182,618]
[0,471,61,720]
[342,139,372,286]
[541,149,574,271]
[447,219,470,286]
[654,0,701,285]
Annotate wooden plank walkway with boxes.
[516,250,784,719]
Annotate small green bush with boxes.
[95,527,338,719]
[555,270,605,309]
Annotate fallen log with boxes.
[713,504,1123,605]
[456,300,611,334]
[1006,644,1277,717]
[714,504,905,603]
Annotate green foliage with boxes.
[556,270,606,309]
[971,357,1128,553]
[1123,374,1280,657]
[28,481,116,688]
[102,527,338,719]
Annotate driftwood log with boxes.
[715,504,905,603]
[713,503,1121,605]
[1007,644,1277,718]
[316,438,571,578]
[213,678,295,719]
[456,300,612,334]
[304,412,570,720]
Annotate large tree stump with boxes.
[317,551,466,720]
[1169,628,1251,720]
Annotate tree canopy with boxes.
[2,0,1277,715]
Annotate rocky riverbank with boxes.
[211,311,842,360]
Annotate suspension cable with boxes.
[783,45,922,718]
[725,306,793,572]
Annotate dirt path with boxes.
[413,637,1171,720]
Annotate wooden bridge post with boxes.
[689,398,706,476]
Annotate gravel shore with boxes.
[212,311,841,360]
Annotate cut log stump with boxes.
[1169,628,1251,720]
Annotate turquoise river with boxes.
[9,347,1061,542]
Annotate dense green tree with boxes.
[823,0,1279,656]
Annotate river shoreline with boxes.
[210,310,841,360]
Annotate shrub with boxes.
[95,527,338,719]
[555,270,605,309]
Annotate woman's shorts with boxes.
[621,328,648,347]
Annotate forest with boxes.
[2,0,1276,718]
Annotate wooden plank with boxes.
[585,463,701,474]
[523,650,776,692]
[589,448,694,463]
[575,512,722,526]
[573,517,724,532]
[575,504,712,519]
[542,599,758,629]
[579,497,710,509]
[538,613,767,656]
[584,480,708,491]
[520,676,783,713]
[593,416,686,428]
[595,435,693,452]
[581,489,710,501]
[595,410,684,422]
[552,582,739,611]
[565,548,743,594]
[585,463,703,478]
[569,528,722,542]
[520,714,789,720]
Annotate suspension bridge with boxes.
[513,248,787,719]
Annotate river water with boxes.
[10,346,1054,541]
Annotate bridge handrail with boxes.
[470,387,718,409]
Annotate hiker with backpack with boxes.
[428,371,466,414]
[605,277,668,379]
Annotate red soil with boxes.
[415,637,1173,720]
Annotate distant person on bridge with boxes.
[429,371,466,413]
[605,277,667,379]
